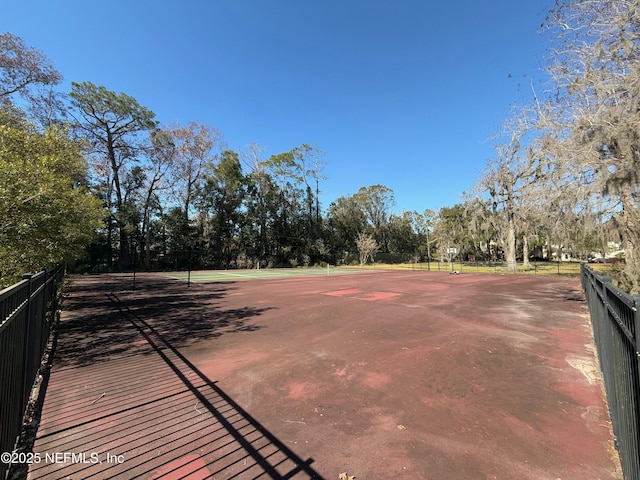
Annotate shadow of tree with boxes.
[55,274,273,368]
[548,285,585,303]
[26,273,324,479]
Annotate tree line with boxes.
[467,0,640,293]
[1,0,639,292]
[0,33,433,283]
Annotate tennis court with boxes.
[27,270,621,479]
[164,265,374,283]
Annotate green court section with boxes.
[163,266,376,282]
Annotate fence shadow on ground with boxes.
[28,277,323,479]
[54,274,272,369]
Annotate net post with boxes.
[187,249,192,288]
[132,242,136,291]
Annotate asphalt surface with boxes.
[27,271,621,479]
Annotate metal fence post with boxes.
[0,266,65,479]
[634,294,640,457]
[585,265,640,480]
[19,273,33,448]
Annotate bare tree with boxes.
[478,108,547,272]
[0,33,61,99]
[162,122,223,221]
[293,144,326,231]
[0,33,66,125]
[542,0,640,292]
[356,232,379,265]
[241,143,273,261]
[463,197,499,262]
[139,129,175,267]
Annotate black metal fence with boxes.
[0,266,63,479]
[581,264,640,480]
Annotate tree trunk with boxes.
[106,130,130,269]
[556,243,563,262]
[315,180,320,227]
[144,207,151,269]
[506,214,517,273]
[522,234,531,269]
[306,185,313,236]
[505,189,517,272]
[107,214,113,270]
[119,229,130,269]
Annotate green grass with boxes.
[348,261,616,276]
[160,261,616,283]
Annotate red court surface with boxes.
[26,270,621,479]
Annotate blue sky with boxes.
[3,1,554,214]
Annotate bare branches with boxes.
[540,0,640,291]
[355,232,379,265]
[0,33,61,99]
[158,122,223,218]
